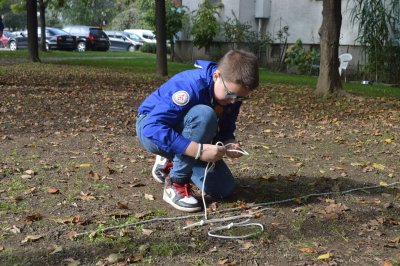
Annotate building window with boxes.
[171,0,182,6]
[208,0,221,4]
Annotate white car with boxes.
[124,29,156,44]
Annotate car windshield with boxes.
[123,32,141,42]
[48,28,70,36]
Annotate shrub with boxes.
[140,43,157,53]
[285,39,319,74]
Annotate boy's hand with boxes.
[200,144,226,162]
[225,143,244,158]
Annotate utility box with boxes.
[255,0,271,18]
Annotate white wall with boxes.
[181,0,359,45]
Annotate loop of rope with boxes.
[198,142,264,239]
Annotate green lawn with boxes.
[2,50,399,99]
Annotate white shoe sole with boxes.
[152,155,167,183]
[163,190,201,212]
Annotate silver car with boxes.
[105,30,143,52]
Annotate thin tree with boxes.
[156,0,168,76]
[315,0,342,96]
[27,0,40,62]
[38,0,47,51]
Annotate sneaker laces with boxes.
[172,182,192,198]
[164,161,173,175]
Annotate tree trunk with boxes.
[170,41,175,61]
[315,0,342,96]
[27,0,40,62]
[156,0,168,76]
[39,0,47,52]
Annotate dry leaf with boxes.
[209,202,217,212]
[51,215,87,225]
[134,211,152,219]
[48,187,59,194]
[144,194,154,201]
[128,252,144,263]
[80,195,96,201]
[260,175,275,181]
[105,253,124,263]
[253,212,263,218]
[379,181,388,187]
[21,174,32,179]
[240,241,254,250]
[67,230,78,240]
[298,247,317,253]
[372,163,385,170]
[25,170,35,175]
[117,202,129,209]
[317,252,333,260]
[78,164,94,168]
[63,258,81,266]
[389,236,400,243]
[48,245,63,255]
[383,261,394,266]
[293,198,303,204]
[218,259,229,265]
[9,225,21,234]
[142,228,153,236]
[21,234,44,243]
[325,203,350,214]
[0,245,4,252]
[24,213,42,223]
[88,170,101,180]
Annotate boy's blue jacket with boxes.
[137,60,242,156]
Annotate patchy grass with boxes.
[0,62,399,265]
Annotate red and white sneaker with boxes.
[163,177,201,212]
[151,155,173,183]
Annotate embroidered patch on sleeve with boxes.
[172,90,190,106]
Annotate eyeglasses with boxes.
[220,75,249,101]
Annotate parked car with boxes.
[7,31,28,51]
[62,25,109,52]
[38,27,77,51]
[0,31,13,48]
[121,31,145,46]
[124,29,156,44]
[104,30,143,52]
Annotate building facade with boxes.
[176,0,362,68]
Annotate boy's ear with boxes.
[212,70,220,82]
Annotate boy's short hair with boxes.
[218,49,259,91]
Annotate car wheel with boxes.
[77,42,86,52]
[9,41,17,51]
[128,45,136,52]
[45,43,50,51]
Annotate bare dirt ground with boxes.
[0,63,399,266]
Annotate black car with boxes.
[104,30,142,52]
[7,32,28,51]
[38,27,77,51]
[62,25,109,52]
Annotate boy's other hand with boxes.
[201,144,226,162]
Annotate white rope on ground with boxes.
[74,154,400,239]
[185,181,400,239]
[197,142,264,239]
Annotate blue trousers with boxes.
[136,104,235,198]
